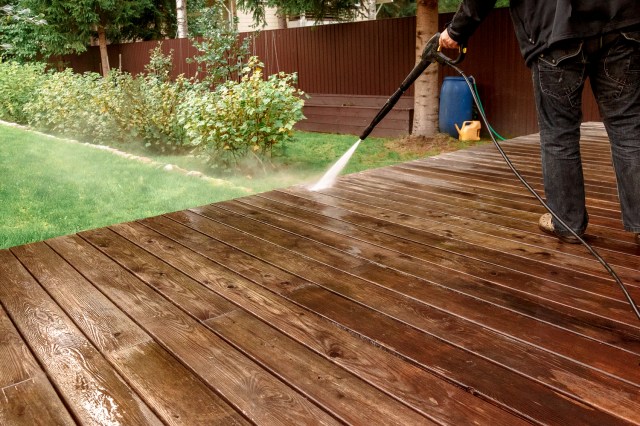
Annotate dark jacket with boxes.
[447,0,640,65]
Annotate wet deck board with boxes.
[1,122,639,425]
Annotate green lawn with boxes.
[0,125,255,249]
[1,124,473,249]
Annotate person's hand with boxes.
[439,29,459,50]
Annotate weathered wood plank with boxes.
[413,156,618,192]
[363,158,623,221]
[46,234,340,426]
[392,158,624,223]
[445,149,617,181]
[169,208,636,425]
[314,179,636,270]
[390,164,622,219]
[456,145,619,176]
[78,226,434,424]
[289,182,640,282]
[134,215,524,425]
[12,242,248,426]
[225,193,640,336]
[399,161,622,202]
[394,161,622,206]
[302,178,638,271]
[383,166,623,221]
[196,201,640,422]
[288,182,640,286]
[0,303,75,426]
[252,190,640,377]
[363,166,626,231]
[0,249,162,425]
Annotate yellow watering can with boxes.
[454,120,481,141]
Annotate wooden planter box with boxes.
[296,93,414,138]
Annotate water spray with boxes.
[311,32,465,192]
[310,32,640,322]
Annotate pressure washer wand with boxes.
[358,32,466,141]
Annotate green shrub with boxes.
[24,69,119,144]
[188,5,251,87]
[24,60,190,151]
[179,57,306,170]
[0,61,47,124]
[102,46,190,152]
[144,43,173,83]
[105,69,190,152]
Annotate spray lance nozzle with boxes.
[358,32,467,141]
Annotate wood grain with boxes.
[11,242,248,426]
[190,203,640,424]
[133,215,524,425]
[46,234,340,426]
[0,123,637,425]
[0,249,162,425]
[0,303,75,425]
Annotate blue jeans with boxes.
[531,29,640,236]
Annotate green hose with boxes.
[472,82,507,141]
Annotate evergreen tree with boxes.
[22,0,156,75]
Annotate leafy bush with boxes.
[24,47,191,151]
[0,60,47,124]
[144,43,174,83]
[188,4,251,87]
[179,57,306,170]
[105,50,191,152]
[7,46,307,169]
[0,5,49,63]
[24,69,120,144]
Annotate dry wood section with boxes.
[0,122,638,425]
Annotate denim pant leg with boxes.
[590,32,640,233]
[531,48,589,236]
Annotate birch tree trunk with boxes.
[97,26,110,77]
[368,0,377,20]
[176,0,188,38]
[412,0,439,136]
[276,8,288,29]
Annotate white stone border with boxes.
[0,120,253,193]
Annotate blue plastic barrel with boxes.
[439,76,474,138]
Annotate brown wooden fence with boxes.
[61,9,601,138]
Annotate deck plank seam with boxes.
[216,198,640,386]
[186,205,640,422]
[117,219,466,425]
[148,213,530,424]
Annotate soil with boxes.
[385,133,470,157]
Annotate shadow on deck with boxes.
[1,122,639,425]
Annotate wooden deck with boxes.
[1,122,639,425]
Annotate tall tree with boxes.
[0,2,49,62]
[23,0,154,75]
[176,0,188,38]
[412,0,439,136]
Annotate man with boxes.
[440,1,640,245]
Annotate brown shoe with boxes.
[538,213,582,244]
[636,233,639,245]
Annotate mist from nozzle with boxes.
[310,139,361,191]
